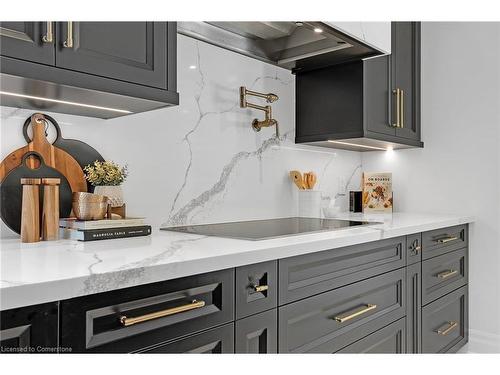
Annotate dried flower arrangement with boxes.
[84,161,128,186]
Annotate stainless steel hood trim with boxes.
[178,21,381,71]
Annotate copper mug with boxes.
[72,192,110,220]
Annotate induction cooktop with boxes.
[161,217,377,240]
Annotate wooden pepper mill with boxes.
[42,178,61,241]
[20,178,41,243]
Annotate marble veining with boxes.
[1,213,474,310]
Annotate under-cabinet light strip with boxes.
[327,140,389,151]
[0,91,132,114]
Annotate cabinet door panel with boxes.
[406,262,422,353]
[56,22,168,89]
[235,309,277,354]
[392,22,421,141]
[336,318,406,353]
[141,324,234,354]
[0,22,55,65]
[1,302,59,354]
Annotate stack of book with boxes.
[59,217,151,241]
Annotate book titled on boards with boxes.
[59,217,145,230]
[60,225,152,241]
[362,172,393,213]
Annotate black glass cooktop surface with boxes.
[161,217,377,240]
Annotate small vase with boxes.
[93,185,124,208]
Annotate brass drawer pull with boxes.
[436,269,458,279]
[399,89,404,128]
[436,236,458,244]
[63,21,73,48]
[119,299,205,327]
[436,321,458,336]
[42,22,53,43]
[253,284,269,293]
[414,245,421,252]
[334,304,377,323]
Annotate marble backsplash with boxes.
[0,34,362,238]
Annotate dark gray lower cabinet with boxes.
[278,269,406,353]
[406,262,422,353]
[235,309,277,354]
[0,225,469,354]
[336,318,406,353]
[0,302,58,353]
[141,324,234,354]
[422,286,468,353]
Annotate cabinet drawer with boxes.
[422,286,468,353]
[1,302,59,354]
[278,268,406,353]
[235,309,277,354]
[422,225,467,260]
[279,236,406,304]
[235,261,277,319]
[141,323,234,353]
[61,269,234,353]
[336,318,406,353]
[406,233,422,265]
[422,248,468,305]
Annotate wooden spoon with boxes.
[308,172,317,189]
[289,170,305,190]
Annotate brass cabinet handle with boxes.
[436,236,458,244]
[63,21,73,48]
[414,245,421,252]
[42,22,53,43]
[119,299,205,327]
[334,304,377,323]
[392,88,400,128]
[436,321,458,336]
[253,284,269,293]
[399,89,404,128]
[436,269,458,279]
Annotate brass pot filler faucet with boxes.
[239,86,279,138]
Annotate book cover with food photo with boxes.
[362,172,393,213]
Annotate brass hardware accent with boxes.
[119,299,205,327]
[253,284,269,293]
[392,88,401,128]
[436,269,458,279]
[42,22,53,43]
[436,321,458,336]
[334,304,377,323]
[399,89,404,128]
[63,21,73,48]
[240,86,279,138]
[436,236,458,244]
[414,245,421,252]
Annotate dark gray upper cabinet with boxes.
[295,22,422,152]
[0,21,178,119]
[0,22,55,65]
[55,22,169,90]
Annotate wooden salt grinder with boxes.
[20,178,41,243]
[42,178,61,241]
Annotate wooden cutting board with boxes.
[0,113,87,193]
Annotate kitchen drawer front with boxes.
[235,309,277,354]
[406,233,422,265]
[61,269,234,353]
[422,225,468,260]
[1,302,59,354]
[279,236,406,305]
[336,318,406,353]
[140,323,234,353]
[235,260,277,319]
[422,286,468,353]
[278,268,406,353]
[422,248,468,305]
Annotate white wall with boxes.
[1,34,362,238]
[362,22,500,352]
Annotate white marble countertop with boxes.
[0,212,474,310]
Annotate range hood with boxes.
[178,22,383,72]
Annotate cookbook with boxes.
[362,172,393,213]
